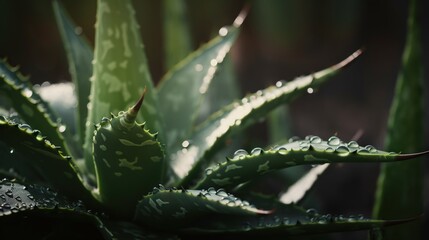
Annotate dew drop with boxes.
[250,147,263,156]
[218,27,228,36]
[306,208,318,216]
[181,140,190,148]
[327,136,340,146]
[205,169,213,176]
[58,125,66,133]
[309,136,322,144]
[22,88,33,98]
[5,190,13,198]
[335,146,350,154]
[347,141,359,148]
[307,87,314,94]
[210,59,218,67]
[9,148,14,154]
[233,149,248,159]
[275,80,286,88]
[326,147,335,153]
[216,189,228,197]
[365,145,377,153]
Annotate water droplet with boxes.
[218,27,228,36]
[283,217,291,225]
[22,88,33,98]
[307,87,314,94]
[335,146,350,154]
[306,208,318,216]
[365,145,377,153]
[58,125,66,133]
[328,136,340,146]
[205,169,213,176]
[9,148,14,154]
[233,149,248,159]
[15,196,22,202]
[288,136,300,143]
[275,80,286,88]
[250,147,263,156]
[326,147,335,153]
[210,59,218,67]
[5,190,13,198]
[216,189,228,197]
[309,136,322,144]
[181,140,190,148]
[347,141,359,148]
[357,149,370,154]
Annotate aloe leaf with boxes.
[279,164,329,204]
[52,1,93,145]
[84,0,161,174]
[0,61,78,157]
[172,50,362,186]
[37,82,77,137]
[372,0,424,239]
[162,0,192,69]
[0,116,94,203]
[267,105,292,143]
[158,25,240,154]
[178,194,411,237]
[91,94,165,218]
[134,186,270,230]
[193,136,427,190]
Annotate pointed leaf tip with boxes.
[330,48,363,71]
[233,4,251,27]
[396,150,429,161]
[132,86,147,114]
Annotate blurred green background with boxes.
[0,0,428,238]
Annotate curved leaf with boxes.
[193,135,427,190]
[135,186,270,230]
[158,25,240,154]
[53,0,93,145]
[373,0,425,239]
[84,0,162,176]
[178,194,411,237]
[0,61,78,157]
[0,116,94,204]
[171,50,362,186]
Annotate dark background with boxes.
[0,0,428,238]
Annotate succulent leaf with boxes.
[84,0,162,177]
[178,194,411,237]
[0,116,94,203]
[135,186,270,230]
[0,60,78,158]
[172,50,362,186]
[92,94,165,218]
[163,0,192,69]
[373,0,425,238]
[158,22,240,155]
[53,0,93,145]
[193,136,425,190]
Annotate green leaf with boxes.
[178,194,410,237]
[373,0,425,239]
[0,60,78,158]
[193,136,427,190]
[53,0,93,145]
[157,25,240,154]
[0,116,94,204]
[91,96,165,218]
[84,0,162,176]
[162,0,192,69]
[279,163,329,204]
[134,186,270,230]
[171,50,362,187]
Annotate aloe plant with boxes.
[0,0,426,239]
